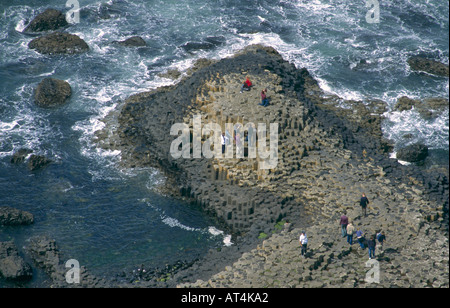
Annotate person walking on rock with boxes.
[299,231,308,257]
[356,227,365,249]
[340,213,349,238]
[360,193,369,217]
[346,221,355,245]
[367,235,376,259]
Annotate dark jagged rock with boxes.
[23,9,68,33]
[397,143,429,162]
[180,41,215,53]
[0,241,33,281]
[27,154,52,171]
[10,148,33,164]
[34,77,72,108]
[113,36,147,47]
[0,206,34,226]
[28,32,89,55]
[407,56,449,77]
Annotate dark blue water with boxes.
[1,0,448,284]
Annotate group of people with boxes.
[299,193,387,260]
[240,77,270,107]
[339,193,387,260]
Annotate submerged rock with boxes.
[23,8,68,33]
[407,56,449,77]
[28,32,89,55]
[397,143,429,162]
[113,36,147,47]
[34,77,71,108]
[0,206,34,226]
[394,96,449,119]
[27,154,52,171]
[10,148,33,164]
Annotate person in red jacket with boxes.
[240,76,252,92]
[259,88,269,106]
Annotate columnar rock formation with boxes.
[92,45,449,288]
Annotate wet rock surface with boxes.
[407,56,449,77]
[112,36,147,47]
[397,143,429,163]
[0,206,34,226]
[34,77,72,108]
[28,32,89,55]
[23,8,68,33]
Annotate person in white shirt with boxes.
[299,231,308,257]
[221,132,227,154]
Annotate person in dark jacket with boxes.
[367,235,376,259]
[360,193,369,217]
[339,213,349,237]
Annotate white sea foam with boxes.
[208,226,224,236]
[223,235,233,247]
[207,227,233,246]
[161,216,200,232]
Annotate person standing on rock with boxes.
[376,231,386,251]
[259,88,269,106]
[340,213,349,238]
[367,236,376,259]
[221,132,228,154]
[360,193,369,217]
[283,220,291,233]
[299,231,308,257]
[346,221,355,245]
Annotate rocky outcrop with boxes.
[407,56,449,77]
[0,241,33,281]
[397,143,429,163]
[0,206,34,226]
[96,45,448,288]
[34,77,72,108]
[27,236,111,288]
[23,9,68,33]
[28,32,89,55]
